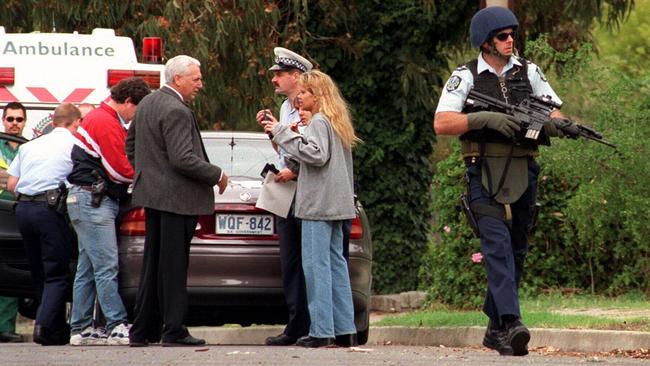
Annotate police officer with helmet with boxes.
[433,6,579,356]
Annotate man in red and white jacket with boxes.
[66,77,151,346]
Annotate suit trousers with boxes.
[15,201,72,334]
[130,208,197,343]
[467,158,540,326]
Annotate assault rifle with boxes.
[466,89,617,149]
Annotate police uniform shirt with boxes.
[7,127,76,195]
[435,53,562,114]
[277,98,300,170]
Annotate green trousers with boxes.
[0,296,18,332]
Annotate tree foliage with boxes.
[0,1,638,295]
[514,0,634,55]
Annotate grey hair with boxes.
[165,55,201,84]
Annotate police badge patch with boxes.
[445,75,462,91]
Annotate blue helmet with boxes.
[470,7,519,48]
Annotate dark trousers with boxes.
[276,205,352,339]
[15,201,72,333]
[276,207,308,338]
[130,208,197,343]
[467,159,540,326]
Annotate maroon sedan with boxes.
[116,131,373,344]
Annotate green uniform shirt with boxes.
[0,140,19,200]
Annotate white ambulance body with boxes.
[0,27,164,139]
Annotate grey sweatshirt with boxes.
[271,113,355,221]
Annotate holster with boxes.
[46,181,69,215]
[460,193,480,237]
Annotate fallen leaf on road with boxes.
[349,347,373,352]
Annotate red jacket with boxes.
[72,102,133,183]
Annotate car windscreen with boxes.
[203,136,277,179]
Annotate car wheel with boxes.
[18,298,38,319]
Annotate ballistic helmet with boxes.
[470,6,519,48]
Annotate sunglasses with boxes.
[494,31,516,42]
[4,116,25,123]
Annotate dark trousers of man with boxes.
[15,201,72,339]
[276,206,308,339]
[130,208,197,343]
[277,205,353,339]
[467,158,540,326]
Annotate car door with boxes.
[0,132,34,299]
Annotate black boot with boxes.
[482,319,513,356]
[503,316,530,356]
[335,333,358,347]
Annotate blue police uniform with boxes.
[7,127,76,345]
[436,52,562,356]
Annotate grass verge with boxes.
[375,292,650,331]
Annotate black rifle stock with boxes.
[466,89,616,149]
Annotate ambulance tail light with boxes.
[107,70,161,88]
[142,37,163,64]
[0,67,15,86]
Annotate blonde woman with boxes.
[264,70,360,348]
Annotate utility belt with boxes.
[460,141,538,158]
[17,182,68,215]
[459,144,540,238]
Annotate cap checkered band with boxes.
[276,56,307,72]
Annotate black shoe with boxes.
[265,333,297,346]
[0,331,24,343]
[504,318,530,356]
[295,336,334,348]
[33,324,69,346]
[161,335,206,347]
[128,338,149,347]
[482,320,514,356]
[335,333,358,347]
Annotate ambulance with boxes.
[0,27,165,139]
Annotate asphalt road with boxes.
[0,344,647,366]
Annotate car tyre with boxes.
[18,298,38,319]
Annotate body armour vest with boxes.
[460,57,540,149]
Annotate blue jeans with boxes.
[67,186,127,332]
[301,220,356,338]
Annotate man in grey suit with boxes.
[126,55,228,347]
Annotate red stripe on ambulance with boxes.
[27,87,59,103]
[0,86,18,102]
[63,88,94,103]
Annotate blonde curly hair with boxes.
[298,70,361,148]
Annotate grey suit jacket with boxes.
[126,86,221,215]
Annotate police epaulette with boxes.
[455,64,469,72]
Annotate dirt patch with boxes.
[552,308,650,319]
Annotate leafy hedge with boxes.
[304,0,475,293]
[422,40,650,308]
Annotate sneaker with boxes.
[69,327,108,346]
[107,323,130,346]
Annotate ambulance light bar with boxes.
[142,37,163,64]
[107,70,161,89]
[0,67,15,86]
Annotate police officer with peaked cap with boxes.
[255,47,313,346]
[433,6,579,356]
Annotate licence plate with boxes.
[216,214,274,235]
